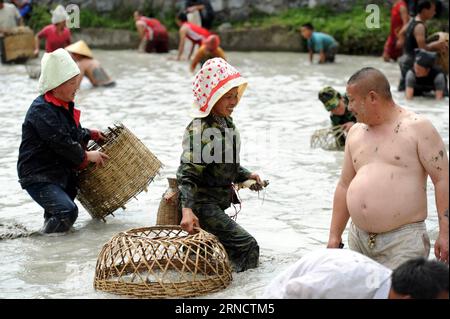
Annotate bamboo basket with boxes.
[77,124,162,220]
[426,32,449,75]
[310,125,346,151]
[156,178,180,226]
[25,58,41,79]
[94,226,232,298]
[1,27,34,63]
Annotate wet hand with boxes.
[248,173,263,185]
[327,236,343,248]
[90,129,106,142]
[434,232,449,264]
[86,151,109,168]
[180,208,200,234]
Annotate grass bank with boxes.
[28,4,448,55]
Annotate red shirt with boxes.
[140,17,168,39]
[390,1,407,36]
[183,22,210,45]
[38,24,71,53]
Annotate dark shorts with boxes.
[145,32,169,53]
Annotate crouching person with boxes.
[17,48,109,234]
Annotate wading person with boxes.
[34,5,71,56]
[66,40,115,87]
[190,34,225,72]
[300,23,339,64]
[0,0,22,35]
[17,48,108,234]
[176,58,263,272]
[327,67,448,269]
[185,0,215,30]
[397,0,448,91]
[264,249,449,299]
[383,0,409,62]
[405,48,446,99]
[175,11,210,61]
[133,11,169,53]
[318,86,356,147]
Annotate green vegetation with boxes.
[27,4,448,55]
[231,4,448,55]
[28,5,178,33]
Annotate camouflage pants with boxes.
[194,204,259,272]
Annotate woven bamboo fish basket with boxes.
[427,32,449,75]
[156,177,180,226]
[77,124,162,221]
[25,58,41,79]
[1,27,34,63]
[94,226,233,298]
[310,125,346,151]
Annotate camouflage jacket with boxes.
[176,115,252,210]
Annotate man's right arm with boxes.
[327,126,357,247]
[414,24,448,52]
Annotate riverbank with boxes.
[30,4,449,54]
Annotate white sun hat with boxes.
[38,48,80,95]
[51,5,69,24]
[191,58,248,118]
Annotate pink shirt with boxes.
[38,24,71,53]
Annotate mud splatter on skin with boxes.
[362,204,367,209]
[374,147,378,153]
[439,150,444,159]
[353,159,357,163]
[395,156,400,160]
[394,122,401,133]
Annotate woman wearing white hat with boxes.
[17,48,108,234]
[34,5,71,56]
[176,58,264,272]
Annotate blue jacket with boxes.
[17,95,91,189]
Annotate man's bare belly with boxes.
[347,163,427,233]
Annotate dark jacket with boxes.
[17,95,91,189]
[176,115,251,210]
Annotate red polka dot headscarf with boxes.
[191,57,248,118]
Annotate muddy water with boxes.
[0,50,448,298]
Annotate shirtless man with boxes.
[327,67,448,269]
[66,40,115,87]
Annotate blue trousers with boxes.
[25,182,78,234]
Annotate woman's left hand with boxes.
[90,129,106,142]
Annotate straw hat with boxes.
[51,5,69,24]
[65,40,94,59]
[38,48,80,95]
[191,58,247,118]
